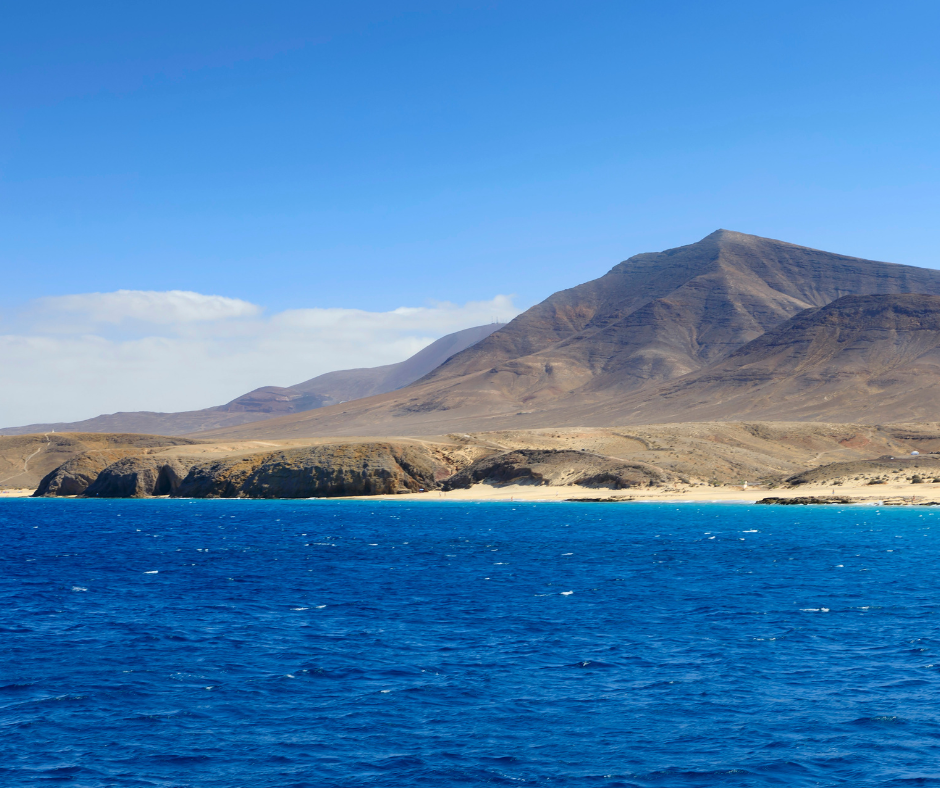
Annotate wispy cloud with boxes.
[34,289,261,327]
[0,291,519,426]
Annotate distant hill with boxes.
[0,324,503,436]
[190,230,940,439]
[231,324,503,407]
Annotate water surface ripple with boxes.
[2,499,939,786]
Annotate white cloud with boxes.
[0,291,520,426]
[34,289,260,327]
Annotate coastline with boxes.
[0,488,34,498]
[7,480,938,505]
[352,480,940,505]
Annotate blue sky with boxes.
[1,1,939,424]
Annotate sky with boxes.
[2,1,939,425]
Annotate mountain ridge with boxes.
[190,230,940,439]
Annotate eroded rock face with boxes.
[36,442,679,499]
[33,451,133,497]
[443,449,674,490]
[83,457,195,498]
[173,443,447,498]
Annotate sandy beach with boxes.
[0,488,35,498]
[357,479,940,505]
[5,481,937,505]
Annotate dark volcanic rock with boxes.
[34,450,135,496]
[172,455,262,498]
[757,496,855,505]
[565,496,634,502]
[174,443,447,498]
[84,456,195,498]
[443,449,673,490]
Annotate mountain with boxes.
[608,293,940,424]
[191,230,940,439]
[259,324,502,404]
[419,229,940,394]
[0,324,503,436]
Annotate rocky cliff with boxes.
[27,422,940,498]
[34,450,138,496]
[173,443,449,498]
[443,449,676,490]
[83,456,197,498]
[3,433,199,492]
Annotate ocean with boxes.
[2,499,940,787]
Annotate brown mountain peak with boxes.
[190,233,940,440]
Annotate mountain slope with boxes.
[420,229,940,399]
[195,231,940,439]
[603,293,940,424]
[287,324,502,401]
[0,324,503,436]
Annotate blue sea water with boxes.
[3,500,940,787]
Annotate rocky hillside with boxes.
[443,449,676,490]
[287,324,503,403]
[0,433,200,491]
[83,456,197,498]
[613,294,940,424]
[785,456,940,487]
[36,441,460,499]
[195,231,940,439]
[173,443,449,498]
[30,422,940,499]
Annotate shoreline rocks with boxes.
[83,456,195,498]
[757,496,856,505]
[443,449,674,490]
[34,451,134,497]
[173,443,447,498]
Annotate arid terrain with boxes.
[12,230,940,441]
[4,421,940,504]
[183,231,940,441]
[8,231,940,502]
[0,433,201,492]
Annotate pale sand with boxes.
[0,488,35,498]
[355,480,940,505]
[4,482,934,504]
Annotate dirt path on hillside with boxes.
[0,433,51,486]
